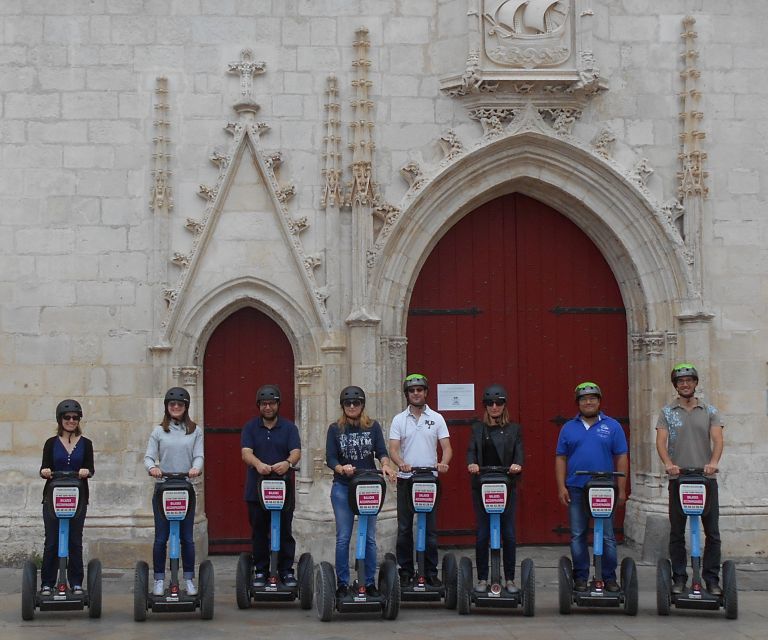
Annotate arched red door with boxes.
[203,306,295,554]
[407,193,629,545]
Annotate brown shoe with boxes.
[671,577,686,594]
[604,580,620,592]
[706,581,722,596]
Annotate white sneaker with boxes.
[153,579,165,596]
[185,579,198,596]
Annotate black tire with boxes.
[442,552,457,610]
[457,556,472,615]
[656,558,671,616]
[133,561,149,622]
[558,555,572,615]
[199,560,214,620]
[620,557,638,616]
[298,552,314,610]
[722,560,738,620]
[87,558,102,618]
[235,552,252,610]
[521,558,535,617]
[21,560,37,621]
[315,561,335,622]
[380,559,401,620]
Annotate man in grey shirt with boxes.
[655,363,724,596]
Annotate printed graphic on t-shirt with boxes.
[338,430,374,462]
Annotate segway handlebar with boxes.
[478,465,518,474]
[50,470,92,479]
[677,467,716,476]
[409,466,439,474]
[574,470,625,478]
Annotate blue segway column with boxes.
[585,476,615,594]
[161,480,191,600]
[481,472,508,597]
[679,477,706,592]
[260,476,288,592]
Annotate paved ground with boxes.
[1,547,766,639]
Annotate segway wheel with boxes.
[457,556,472,615]
[557,556,573,615]
[380,558,401,620]
[442,552,457,610]
[722,560,738,620]
[656,558,671,616]
[316,561,335,622]
[21,560,37,621]
[521,558,535,617]
[235,552,252,610]
[298,552,314,610]
[87,558,102,618]
[199,559,214,620]
[620,557,638,616]
[133,561,149,622]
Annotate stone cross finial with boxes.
[228,48,266,99]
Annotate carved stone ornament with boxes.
[172,366,200,386]
[400,161,427,192]
[441,1,606,102]
[591,126,616,159]
[630,332,667,357]
[385,336,408,360]
[296,365,322,386]
[438,130,466,163]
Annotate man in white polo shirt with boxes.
[388,373,452,587]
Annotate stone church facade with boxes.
[1,1,766,565]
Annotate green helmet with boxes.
[403,373,428,394]
[574,381,602,401]
[671,363,698,384]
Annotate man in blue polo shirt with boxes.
[241,384,301,588]
[555,382,628,592]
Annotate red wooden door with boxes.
[407,194,629,545]
[203,307,295,554]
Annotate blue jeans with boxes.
[41,504,86,588]
[331,481,377,586]
[568,486,617,582]
[152,489,196,580]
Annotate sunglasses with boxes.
[483,400,506,407]
[342,399,363,408]
[62,414,81,421]
[407,387,425,393]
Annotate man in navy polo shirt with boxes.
[555,382,628,592]
[241,384,301,588]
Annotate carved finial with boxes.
[228,49,266,114]
[150,77,173,212]
[321,74,343,208]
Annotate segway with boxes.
[316,469,400,621]
[391,466,457,608]
[656,467,737,619]
[134,473,213,621]
[558,470,637,615]
[456,466,535,616]
[236,470,314,610]
[21,471,102,620]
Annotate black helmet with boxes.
[256,384,281,404]
[56,399,83,422]
[671,363,698,384]
[574,382,602,401]
[403,373,428,394]
[483,384,507,405]
[164,387,190,407]
[340,386,366,405]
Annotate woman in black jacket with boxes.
[466,384,523,594]
[39,399,95,596]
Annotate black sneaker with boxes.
[398,569,413,587]
[604,580,620,593]
[573,579,588,592]
[252,572,267,588]
[366,584,380,598]
[336,583,349,598]
[281,572,298,588]
[426,575,442,588]
[671,577,686,594]
[706,581,722,596]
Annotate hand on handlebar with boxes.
[509,464,522,474]
[398,462,412,473]
[78,468,90,479]
[149,466,163,479]
[271,460,291,476]
[255,461,273,476]
[188,467,201,478]
[40,468,52,479]
[382,466,397,481]
[467,463,480,474]
[340,464,355,477]
[665,463,681,477]
[436,462,449,474]
[703,463,719,476]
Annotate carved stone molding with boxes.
[400,161,427,192]
[296,365,322,386]
[276,184,296,203]
[381,336,408,360]
[170,252,189,268]
[197,184,217,201]
[173,366,200,386]
[438,130,466,163]
[321,74,343,209]
[629,158,654,188]
[368,202,401,270]
[303,254,322,275]
[591,126,616,159]
[287,216,309,235]
[185,218,204,235]
[228,48,266,114]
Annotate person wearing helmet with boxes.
[656,363,724,595]
[466,384,523,593]
[388,373,452,588]
[144,387,204,596]
[241,384,301,589]
[39,400,95,596]
[326,386,396,598]
[555,382,628,592]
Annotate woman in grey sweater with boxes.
[144,387,204,597]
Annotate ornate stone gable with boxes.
[153,49,331,349]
